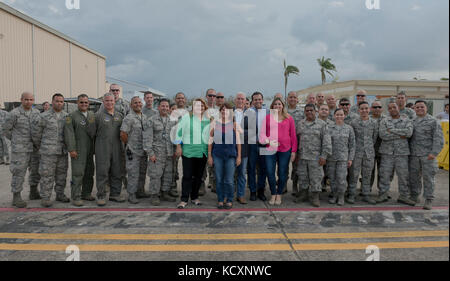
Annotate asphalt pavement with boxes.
[0,161,448,261]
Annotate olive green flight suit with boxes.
[64,110,96,201]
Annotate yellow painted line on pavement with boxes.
[0,241,447,252]
[287,230,449,240]
[293,241,449,251]
[0,230,447,241]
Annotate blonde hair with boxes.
[270,97,290,120]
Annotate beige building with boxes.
[296,80,449,115]
[0,2,106,107]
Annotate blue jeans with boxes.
[235,157,248,198]
[213,155,236,203]
[247,144,267,193]
[265,150,291,195]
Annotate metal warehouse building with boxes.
[0,2,106,108]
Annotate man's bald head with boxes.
[21,92,34,110]
[306,93,316,104]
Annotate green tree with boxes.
[317,56,337,85]
[283,59,300,101]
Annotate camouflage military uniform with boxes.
[399,107,416,120]
[120,110,147,196]
[370,114,387,189]
[344,112,359,125]
[142,107,158,119]
[92,108,124,199]
[326,123,355,194]
[409,114,444,201]
[320,118,334,189]
[32,109,69,200]
[2,105,41,193]
[0,109,10,164]
[350,105,359,114]
[64,110,96,201]
[143,114,177,195]
[378,116,413,197]
[287,107,304,193]
[348,117,378,196]
[296,118,332,193]
[328,108,337,120]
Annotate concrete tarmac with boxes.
[0,161,448,261]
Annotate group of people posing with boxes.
[1,86,444,210]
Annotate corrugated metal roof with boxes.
[0,1,106,59]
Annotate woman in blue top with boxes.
[208,103,241,209]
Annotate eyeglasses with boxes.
[207,95,216,98]
[340,103,350,106]
[372,106,382,109]
[356,95,366,97]
[111,89,120,92]
[216,96,225,99]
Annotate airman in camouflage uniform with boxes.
[409,100,444,210]
[338,97,359,125]
[350,90,368,114]
[294,104,332,207]
[144,99,177,205]
[348,102,378,204]
[370,100,387,190]
[136,93,160,198]
[93,93,125,206]
[326,94,338,120]
[377,102,415,205]
[120,97,148,204]
[32,94,69,207]
[2,92,41,208]
[326,109,355,206]
[64,94,96,206]
[396,91,416,120]
[287,91,304,195]
[0,109,11,165]
[318,104,334,193]
[109,84,130,195]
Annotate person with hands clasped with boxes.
[259,98,297,206]
[208,103,241,210]
[326,109,355,206]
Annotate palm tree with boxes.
[283,60,300,101]
[317,57,337,85]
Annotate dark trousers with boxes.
[248,144,267,193]
[181,156,207,203]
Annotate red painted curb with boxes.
[0,206,448,213]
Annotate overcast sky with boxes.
[2,0,449,98]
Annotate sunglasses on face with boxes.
[111,89,120,92]
[207,95,216,98]
[216,96,225,99]
[356,95,366,97]
[340,103,350,106]
[372,106,382,109]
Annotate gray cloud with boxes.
[2,0,448,98]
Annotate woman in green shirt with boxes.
[175,98,211,208]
